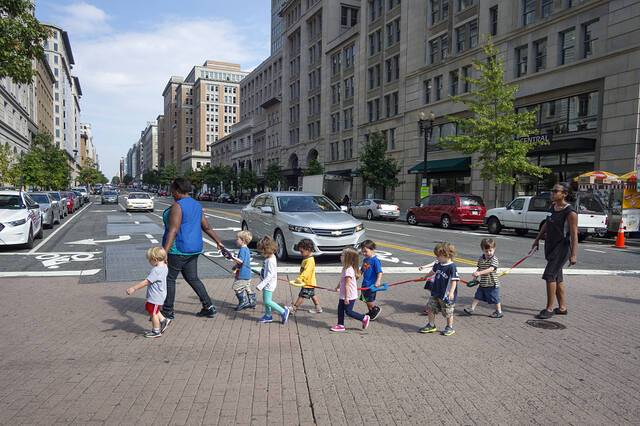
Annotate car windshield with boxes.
[460,196,484,207]
[48,192,61,201]
[129,193,150,199]
[103,191,117,196]
[30,194,50,204]
[277,195,340,212]
[0,195,22,209]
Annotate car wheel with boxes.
[274,229,288,261]
[407,213,418,225]
[515,228,528,236]
[366,210,373,220]
[440,215,451,229]
[35,222,43,239]
[487,217,502,234]
[24,227,34,249]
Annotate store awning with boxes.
[408,157,471,174]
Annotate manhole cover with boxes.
[526,320,566,330]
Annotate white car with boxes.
[125,192,154,212]
[0,190,44,248]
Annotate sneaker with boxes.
[369,306,381,321]
[536,309,554,319]
[258,315,273,323]
[144,330,162,338]
[281,307,291,325]
[362,315,370,330]
[489,311,504,319]
[419,323,437,334]
[160,318,171,333]
[442,326,456,336]
[196,306,216,318]
[330,324,346,332]
[463,308,475,316]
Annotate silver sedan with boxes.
[349,199,400,221]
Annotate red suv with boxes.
[406,193,486,229]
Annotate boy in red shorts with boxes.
[126,247,170,338]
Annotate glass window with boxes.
[560,28,576,65]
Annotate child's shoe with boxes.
[281,307,291,324]
[308,306,323,313]
[362,315,370,330]
[419,323,437,334]
[330,324,345,332]
[258,315,273,323]
[160,318,171,333]
[442,326,456,336]
[369,306,381,320]
[489,310,503,318]
[144,330,162,338]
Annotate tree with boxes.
[123,174,134,185]
[238,169,258,195]
[358,132,402,198]
[304,158,324,176]
[0,0,50,84]
[111,176,120,185]
[265,163,283,191]
[439,40,549,206]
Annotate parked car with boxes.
[217,192,236,203]
[29,192,60,228]
[406,193,486,229]
[241,192,366,261]
[349,199,400,221]
[125,192,154,212]
[0,190,44,248]
[484,193,608,241]
[47,191,68,218]
[101,190,119,204]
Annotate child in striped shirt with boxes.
[464,238,503,318]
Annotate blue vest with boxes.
[173,197,203,254]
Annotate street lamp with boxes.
[418,110,435,198]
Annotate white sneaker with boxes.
[308,307,323,314]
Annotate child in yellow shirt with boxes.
[290,239,323,314]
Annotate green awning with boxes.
[408,157,471,174]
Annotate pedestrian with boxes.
[359,240,383,320]
[256,236,290,324]
[463,238,503,318]
[161,177,225,320]
[418,242,460,336]
[532,182,578,319]
[331,247,370,332]
[230,230,257,311]
[290,238,323,314]
[126,247,170,338]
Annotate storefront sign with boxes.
[519,134,551,144]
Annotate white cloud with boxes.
[65,8,268,177]
[52,1,111,35]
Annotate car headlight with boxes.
[289,224,314,234]
[355,224,364,232]
[8,218,27,226]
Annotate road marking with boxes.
[375,241,478,266]
[585,248,607,253]
[272,266,640,275]
[29,202,93,253]
[65,235,131,245]
[0,269,101,278]
[367,228,412,237]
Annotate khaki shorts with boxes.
[426,296,455,319]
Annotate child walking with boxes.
[464,238,503,318]
[256,236,290,324]
[331,248,370,332]
[360,240,383,320]
[231,230,257,311]
[290,239,322,314]
[126,247,170,338]
[419,242,460,336]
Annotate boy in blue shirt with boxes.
[231,230,257,311]
[360,240,383,320]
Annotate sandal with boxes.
[553,308,568,315]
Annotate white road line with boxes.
[29,202,93,254]
[0,269,101,278]
[367,228,412,237]
[273,266,640,275]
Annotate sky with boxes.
[36,0,272,178]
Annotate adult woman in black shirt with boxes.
[532,183,578,319]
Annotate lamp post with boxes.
[418,111,435,198]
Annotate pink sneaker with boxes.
[362,315,370,330]
[330,324,345,332]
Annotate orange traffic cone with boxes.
[613,217,626,249]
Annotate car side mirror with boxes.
[260,206,274,214]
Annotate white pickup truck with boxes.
[485,193,608,241]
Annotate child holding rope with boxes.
[360,240,383,320]
[419,242,459,336]
[256,236,290,325]
[464,238,503,318]
[331,248,370,332]
[290,239,323,314]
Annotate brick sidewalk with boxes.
[0,272,638,424]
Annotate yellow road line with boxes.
[376,241,477,266]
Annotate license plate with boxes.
[471,211,479,215]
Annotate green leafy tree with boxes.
[123,174,134,185]
[238,168,258,195]
[439,41,549,206]
[0,0,50,84]
[111,176,120,185]
[304,158,324,176]
[265,163,283,191]
[359,131,401,198]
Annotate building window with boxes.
[343,138,353,159]
[560,28,576,65]
[582,20,598,58]
[523,0,536,25]
[534,38,547,71]
[541,0,552,18]
[458,0,474,11]
[344,76,354,98]
[331,53,341,75]
[341,5,359,27]
[424,79,432,104]
[449,70,459,96]
[461,65,471,92]
[367,98,380,122]
[385,55,400,82]
[516,45,528,77]
[489,6,498,36]
[344,44,356,68]
[386,18,401,47]
[384,91,399,117]
[434,75,443,100]
[369,30,382,56]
